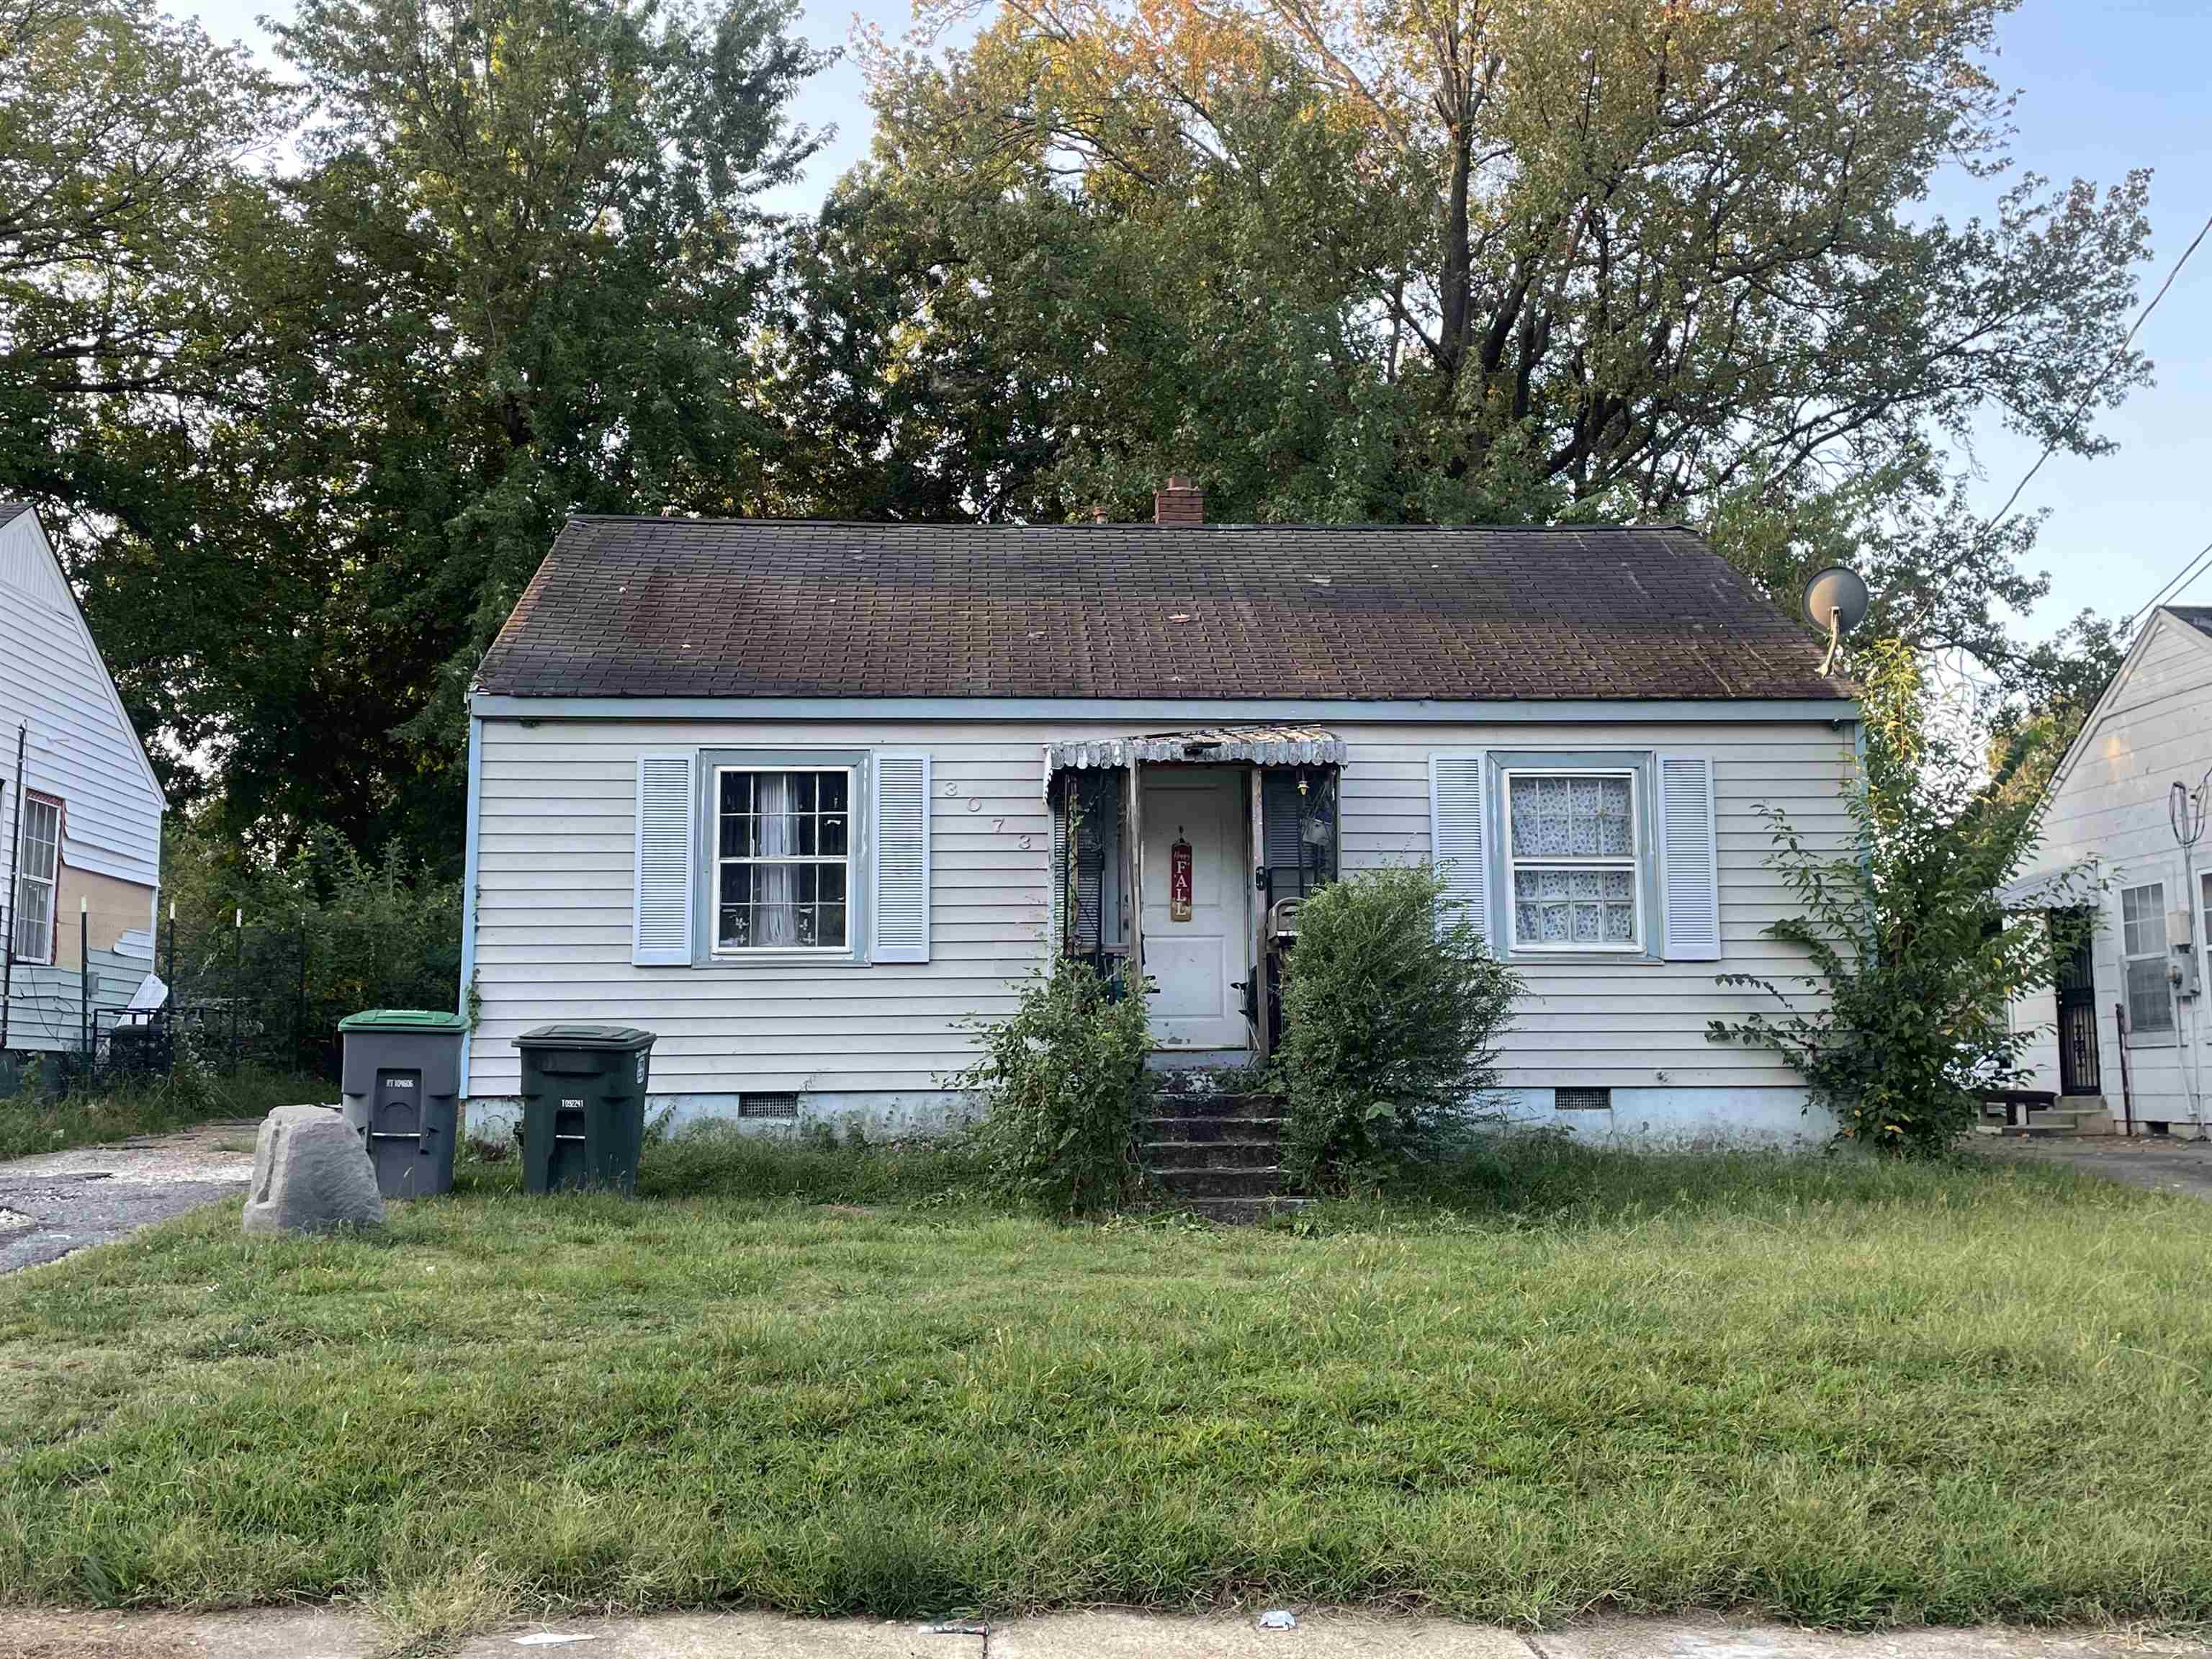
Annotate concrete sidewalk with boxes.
[2,1608,2203,1659]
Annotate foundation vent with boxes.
[1555,1087,1612,1112]
[738,1092,799,1121]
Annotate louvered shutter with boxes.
[1048,783,1067,956]
[873,752,932,963]
[1428,754,1491,945]
[632,753,696,966]
[1658,754,1721,961]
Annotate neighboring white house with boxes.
[458,485,1861,1146]
[0,503,166,1060]
[2003,605,2212,1136]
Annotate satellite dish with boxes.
[1801,566,1869,674]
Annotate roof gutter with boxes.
[469,694,1861,724]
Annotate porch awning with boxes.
[1997,861,2098,909]
[1040,724,1345,797]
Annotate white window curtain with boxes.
[716,769,850,952]
[1507,773,1639,948]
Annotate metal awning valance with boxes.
[1041,724,1345,796]
[1996,861,2099,910]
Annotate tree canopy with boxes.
[0,0,2166,870]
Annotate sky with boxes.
[174,0,2212,643]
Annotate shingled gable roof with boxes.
[2169,605,2212,642]
[473,516,1851,703]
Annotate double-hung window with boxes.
[1504,770,1642,951]
[2120,881,2174,1038]
[10,793,60,966]
[712,767,853,954]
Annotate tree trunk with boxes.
[1437,119,1473,405]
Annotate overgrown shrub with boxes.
[954,960,1151,1216]
[161,824,463,1076]
[1274,864,1521,1192]
[1708,639,2092,1156]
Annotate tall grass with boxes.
[1,1134,2208,1642]
[0,1062,326,1161]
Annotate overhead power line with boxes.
[2130,534,2212,631]
[1982,207,2212,535]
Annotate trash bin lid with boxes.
[515,1023,657,1051]
[338,1008,472,1033]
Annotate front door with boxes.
[1141,769,1250,1051]
[2054,913,2101,1095]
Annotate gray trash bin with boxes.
[338,1009,468,1198]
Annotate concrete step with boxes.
[1141,1138,1286,1171]
[1141,1114,1284,1144]
[1169,1195,1317,1224]
[1148,1092,1286,1120]
[1148,1166,1287,1200]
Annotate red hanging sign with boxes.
[1169,835,1193,922]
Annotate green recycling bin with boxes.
[515,1025,657,1195]
[338,1009,468,1199]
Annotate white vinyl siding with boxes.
[469,716,1854,1100]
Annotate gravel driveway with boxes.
[0,1118,271,1274]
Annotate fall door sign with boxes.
[1169,832,1193,922]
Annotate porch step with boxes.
[1144,1138,1286,1171]
[1977,1096,2113,1138]
[1175,1196,1318,1225]
[1140,1084,1301,1218]
[1148,1092,1284,1120]
[1148,1165,1288,1200]
[1141,1112,1285,1144]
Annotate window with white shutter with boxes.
[1428,754,1491,945]
[632,754,696,966]
[872,752,932,963]
[1657,754,1721,961]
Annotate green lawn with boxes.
[3,1133,2211,1647]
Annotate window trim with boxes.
[1483,751,1663,965]
[1499,763,1647,956]
[693,750,871,968]
[2118,880,2175,1046]
[10,791,61,968]
[2201,869,2212,1044]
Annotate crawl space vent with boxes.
[738,1092,799,1121]
[1555,1087,1612,1112]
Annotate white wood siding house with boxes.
[2003,606,2212,1134]
[461,493,1860,1146]
[0,503,166,1059]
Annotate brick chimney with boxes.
[1154,475,1204,526]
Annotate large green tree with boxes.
[32,0,826,867]
[779,0,2154,683]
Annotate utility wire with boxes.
[1981,207,2212,534]
[2128,534,2212,630]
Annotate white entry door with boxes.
[1141,770,1251,1051]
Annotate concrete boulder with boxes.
[242,1105,385,1236]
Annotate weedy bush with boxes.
[1274,864,1521,1193]
[1709,640,2092,1156]
[954,959,1151,1216]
